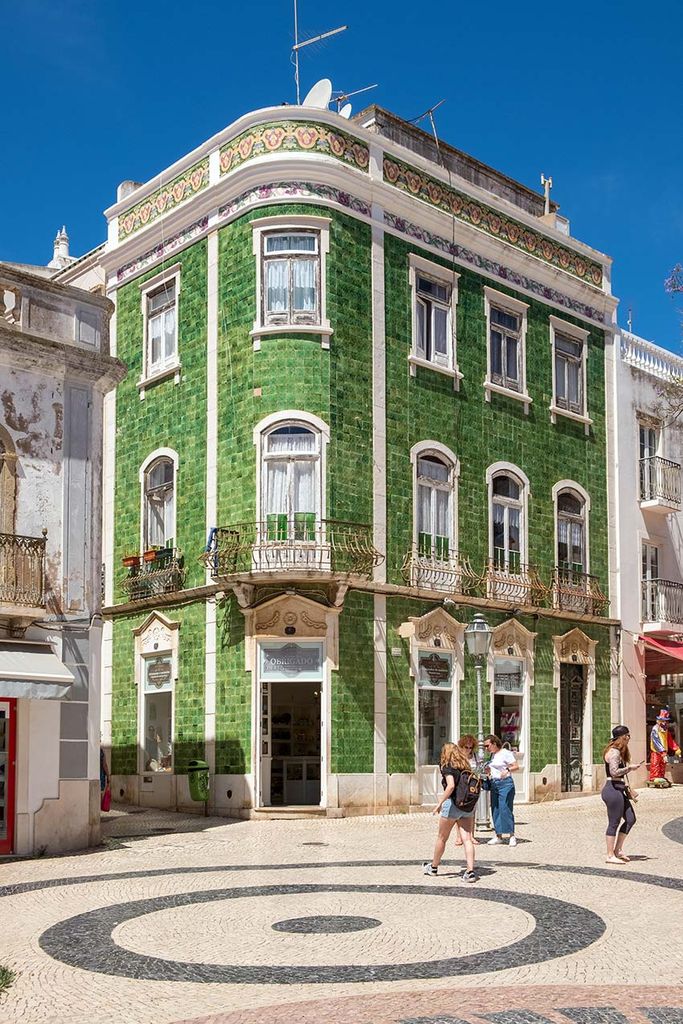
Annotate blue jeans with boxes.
[490,776,515,835]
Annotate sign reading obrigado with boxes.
[261,643,322,679]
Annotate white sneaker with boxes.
[508,836,518,847]
[487,836,502,845]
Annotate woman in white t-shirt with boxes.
[484,733,519,846]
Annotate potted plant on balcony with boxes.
[142,549,157,563]
[122,554,140,568]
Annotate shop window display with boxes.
[142,656,173,772]
[493,656,524,752]
[417,650,453,765]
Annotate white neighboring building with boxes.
[613,330,683,774]
[0,262,124,856]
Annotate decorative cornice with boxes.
[384,211,604,325]
[218,181,371,223]
[117,216,209,284]
[118,159,210,241]
[219,121,370,177]
[384,155,604,288]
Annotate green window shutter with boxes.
[294,512,316,541]
[435,535,449,561]
[267,514,288,541]
[418,532,432,558]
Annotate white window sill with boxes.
[550,403,592,434]
[409,354,463,389]
[137,362,181,399]
[250,322,333,351]
[484,380,532,413]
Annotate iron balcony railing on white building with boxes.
[642,578,683,628]
[639,456,681,510]
[0,531,46,609]
[204,519,383,579]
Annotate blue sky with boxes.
[2,0,682,349]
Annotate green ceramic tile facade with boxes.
[214,594,251,775]
[332,590,375,773]
[110,602,205,776]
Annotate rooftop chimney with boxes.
[117,180,143,202]
[47,226,74,270]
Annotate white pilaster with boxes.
[101,291,117,748]
[205,230,219,772]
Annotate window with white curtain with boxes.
[262,232,320,327]
[556,490,586,574]
[416,454,454,561]
[146,280,177,376]
[144,458,175,548]
[262,425,321,540]
[491,473,523,572]
[414,275,452,368]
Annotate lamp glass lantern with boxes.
[464,612,493,660]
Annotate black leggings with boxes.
[601,780,636,836]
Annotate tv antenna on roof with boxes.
[332,83,379,117]
[292,0,347,105]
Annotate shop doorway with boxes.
[0,699,16,855]
[560,664,585,792]
[258,642,323,807]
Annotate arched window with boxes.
[262,423,322,541]
[416,454,455,562]
[144,457,175,548]
[556,489,586,573]
[491,472,524,572]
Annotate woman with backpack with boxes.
[422,741,480,884]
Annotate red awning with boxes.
[640,635,683,677]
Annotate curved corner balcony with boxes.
[401,544,480,595]
[203,519,383,580]
[552,567,608,616]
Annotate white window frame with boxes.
[133,611,179,778]
[549,315,591,432]
[139,448,179,554]
[410,441,459,560]
[641,538,661,623]
[484,286,531,413]
[253,411,330,534]
[251,216,332,350]
[416,648,455,768]
[408,254,461,387]
[552,481,591,575]
[138,264,182,397]
[486,462,530,570]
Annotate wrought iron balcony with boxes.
[0,531,46,609]
[552,566,608,616]
[203,519,382,579]
[639,456,681,511]
[642,578,683,629]
[121,548,185,602]
[485,553,548,606]
[401,542,480,595]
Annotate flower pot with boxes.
[122,555,140,568]
[143,550,157,563]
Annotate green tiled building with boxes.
[60,102,620,814]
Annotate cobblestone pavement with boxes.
[2,791,683,1024]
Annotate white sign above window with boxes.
[144,656,173,692]
[260,642,323,681]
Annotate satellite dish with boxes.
[302,78,332,109]
[339,102,353,119]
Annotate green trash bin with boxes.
[187,759,210,802]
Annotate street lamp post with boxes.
[464,612,493,828]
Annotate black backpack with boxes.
[453,769,482,813]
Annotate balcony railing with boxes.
[401,543,480,594]
[552,566,608,616]
[642,578,683,627]
[0,531,46,608]
[485,554,548,606]
[203,519,383,579]
[639,456,681,509]
[121,548,185,602]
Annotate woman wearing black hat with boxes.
[601,725,643,863]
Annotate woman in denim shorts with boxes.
[422,741,478,884]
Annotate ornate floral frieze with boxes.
[218,181,371,222]
[219,122,370,176]
[384,156,603,288]
[384,211,604,324]
[117,216,209,284]
[118,160,210,241]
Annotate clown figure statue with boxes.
[649,708,681,787]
